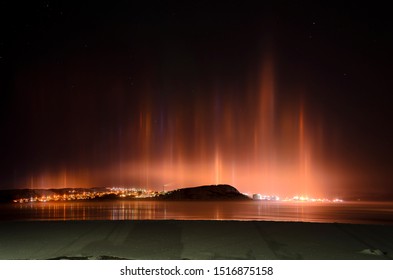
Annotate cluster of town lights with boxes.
[13,187,161,203]
[251,193,343,203]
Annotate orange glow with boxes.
[25,169,91,189]
[106,52,336,197]
[25,52,340,198]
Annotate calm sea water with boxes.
[1,200,393,225]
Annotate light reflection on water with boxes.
[2,200,393,225]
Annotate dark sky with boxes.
[1,1,392,199]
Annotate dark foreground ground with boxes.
[0,220,392,260]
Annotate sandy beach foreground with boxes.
[0,220,392,260]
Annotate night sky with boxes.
[1,1,393,199]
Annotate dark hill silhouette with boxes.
[157,184,250,201]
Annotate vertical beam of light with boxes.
[214,148,222,185]
[142,110,152,188]
[298,102,307,195]
[258,53,276,194]
[63,168,67,188]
